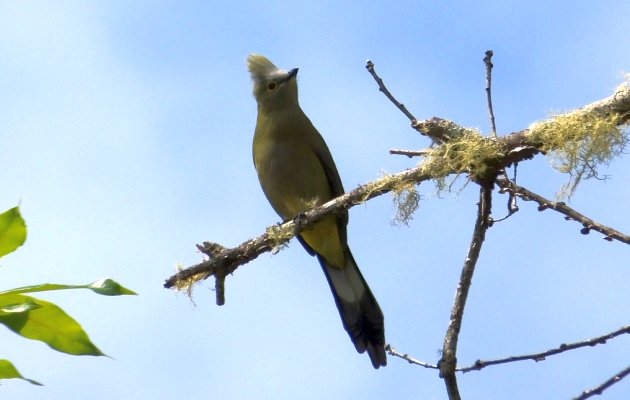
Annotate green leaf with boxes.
[88,278,137,296]
[0,278,138,296]
[0,294,41,316]
[0,359,43,386]
[0,294,105,356]
[0,207,27,258]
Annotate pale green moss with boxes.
[392,185,421,226]
[528,108,627,198]
[265,224,293,253]
[420,129,504,182]
[171,262,208,300]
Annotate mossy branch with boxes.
[165,82,630,300]
[420,82,629,183]
[163,167,431,301]
[367,56,630,198]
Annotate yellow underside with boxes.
[300,215,346,269]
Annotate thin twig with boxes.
[385,345,439,369]
[496,179,630,244]
[440,185,493,400]
[573,364,630,400]
[389,148,429,157]
[492,164,520,223]
[386,325,629,374]
[508,163,519,213]
[365,60,417,122]
[197,243,229,305]
[460,325,630,372]
[483,50,498,137]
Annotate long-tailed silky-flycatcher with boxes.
[248,54,386,368]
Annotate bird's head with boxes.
[247,54,299,111]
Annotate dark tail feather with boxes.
[317,249,386,368]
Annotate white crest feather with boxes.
[247,54,278,83]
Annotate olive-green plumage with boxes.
[247,54,386,368]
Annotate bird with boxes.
[247,54,386,368]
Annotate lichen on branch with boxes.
[420,129,505,182]
[527,87,629,198]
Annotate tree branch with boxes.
[166,80,630,301]
[483,50,498,137]
[386,326,629,376]
[573,364,630,400]
[367,59,630,174]
[165,60,629,400]
[440,185,494,400]
[163,166,432,300]
[365,60,417,123]
[461,325,630,372]
[389,148,429,157]
[496,179,630,244]
[385,344,439,369]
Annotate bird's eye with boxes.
[266,82,276,91]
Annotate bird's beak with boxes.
[281,68,299,83]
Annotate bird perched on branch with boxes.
[247,54,386,368]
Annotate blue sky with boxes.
[1,1,629,399]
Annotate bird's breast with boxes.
[253,124,332,220]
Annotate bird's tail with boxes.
[317,250,386,368]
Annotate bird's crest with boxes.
[247,54,278,83]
